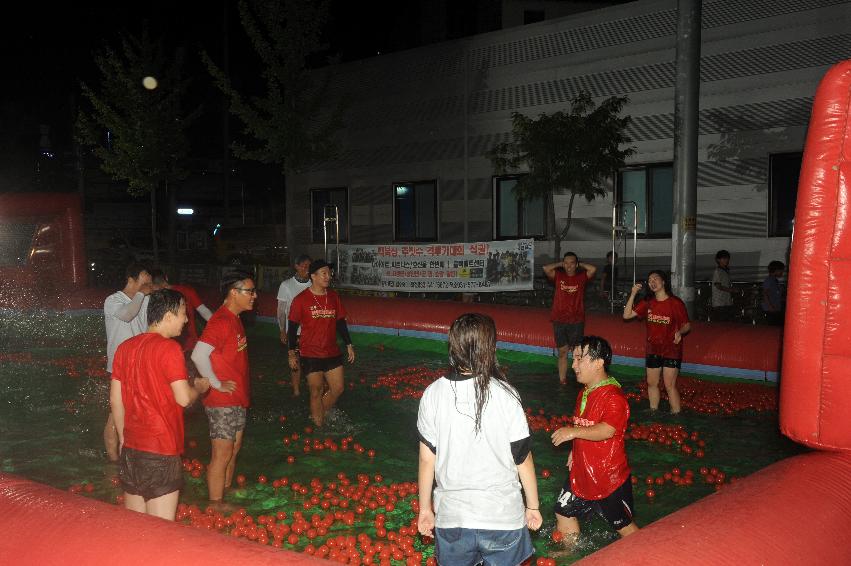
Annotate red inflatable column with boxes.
[781,60,851,451]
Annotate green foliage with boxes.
[487,92,634,241]
[203,0,343,173]
[76,30,196,197]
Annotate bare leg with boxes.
[646,367,662,410]
[307,371,326,426]
[321,366,345,414]
[557,345,570,384]
[145,490,180,521]
[662,366,682,414]
[207,438,235,501]
[124,492,146,513]
[224,430,244,489]
[104,413,120,462]
[555,514,581,549]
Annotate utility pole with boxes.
[671,0,702,317]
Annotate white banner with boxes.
[337,239,535,292]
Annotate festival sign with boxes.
[337,239,534,292]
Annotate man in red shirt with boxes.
[110,289,210,520]
[543,252,597,384]
[191,270,254,503]
[149,269,213,353]
[550,335,638,547]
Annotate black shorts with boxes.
[554,476,635,531]
[301,355,344,375]
[553,322,584,349]
[646,354,681,369]
[119,447,184,501]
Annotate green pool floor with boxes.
[0,312,803,563]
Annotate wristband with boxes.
[525,506,539,511]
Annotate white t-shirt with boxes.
[104,291,148,372]
[277,276,311,332]
[711,267,733,307]
[417,375,530,530]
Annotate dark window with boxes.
[494,176,545,239]
[617,163,673,237]
[311,188,348,243]
[524,10,545,24]
[769,152,802,237]
[394,181,437,241]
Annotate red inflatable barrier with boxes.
[0,473,326,566]
[574,451,851,565]
[781,59,851,452]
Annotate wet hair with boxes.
[647,269,674,296]
[563,252,578,261]
[125,262,149,282]
[147,289,185,326]
[577,335,613,372]
[768,260,785,274]
[149,268,169,286]
[294,254,311,266]
[447,313,519,433]
[221,270,254,300]
[715,250,730,261]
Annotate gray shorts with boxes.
[204,406,247,441]
[553,322,584,349]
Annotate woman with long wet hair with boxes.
[623,269,691,414]
[416,313,542,566]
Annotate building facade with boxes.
[286,0,851,282]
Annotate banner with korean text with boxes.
[337,239,534,292]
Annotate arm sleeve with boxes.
[600,392,629,435]
[287,322,300,348]
[112,292,145,323]
[336,319,352,345]
[505,389,532,464]
[190,341,221,389]
[416,385,438,454]
[196,304,213,321]
[277,300,288,331]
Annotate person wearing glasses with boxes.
[287,259,355,428]
[191,270,254,503]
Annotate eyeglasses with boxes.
[235,287,257,295]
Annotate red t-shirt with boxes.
[170,284,203,352]
[289,289,347,358]
[569,383,631,500]
[632,296,690,359]
[112,333,188,456]
[550,270,590,323]
[199,306,250,408]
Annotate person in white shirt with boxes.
[711,250,737,322]
[103,262,152,462]
[277,254,312,396]
[417,313,543,566]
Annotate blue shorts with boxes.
[434,526,533,566]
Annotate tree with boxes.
[487,92,634,260]
[76,30,197,264]
[202,0,343,174]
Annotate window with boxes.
[394,181,437,241]
[311,188,348,243]
[618,163,673,237]
[769,152,802,237]
[494,176,545,239]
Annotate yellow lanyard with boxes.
[580,376,620,415]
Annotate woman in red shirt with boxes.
[288,260,355,427]
[623,270,690,414]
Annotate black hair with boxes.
[715,250,730,261]
[606,250,617,259]
[125,262,149,281]
[294,254,312,265]
[221,270,254,300]
[149,268,169,286]
[447,313,519,434]
[768,260,785,274]
[563,251,578,261]
[647,269,674,296]
[147,289,185,326]
[577,335,613,371]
